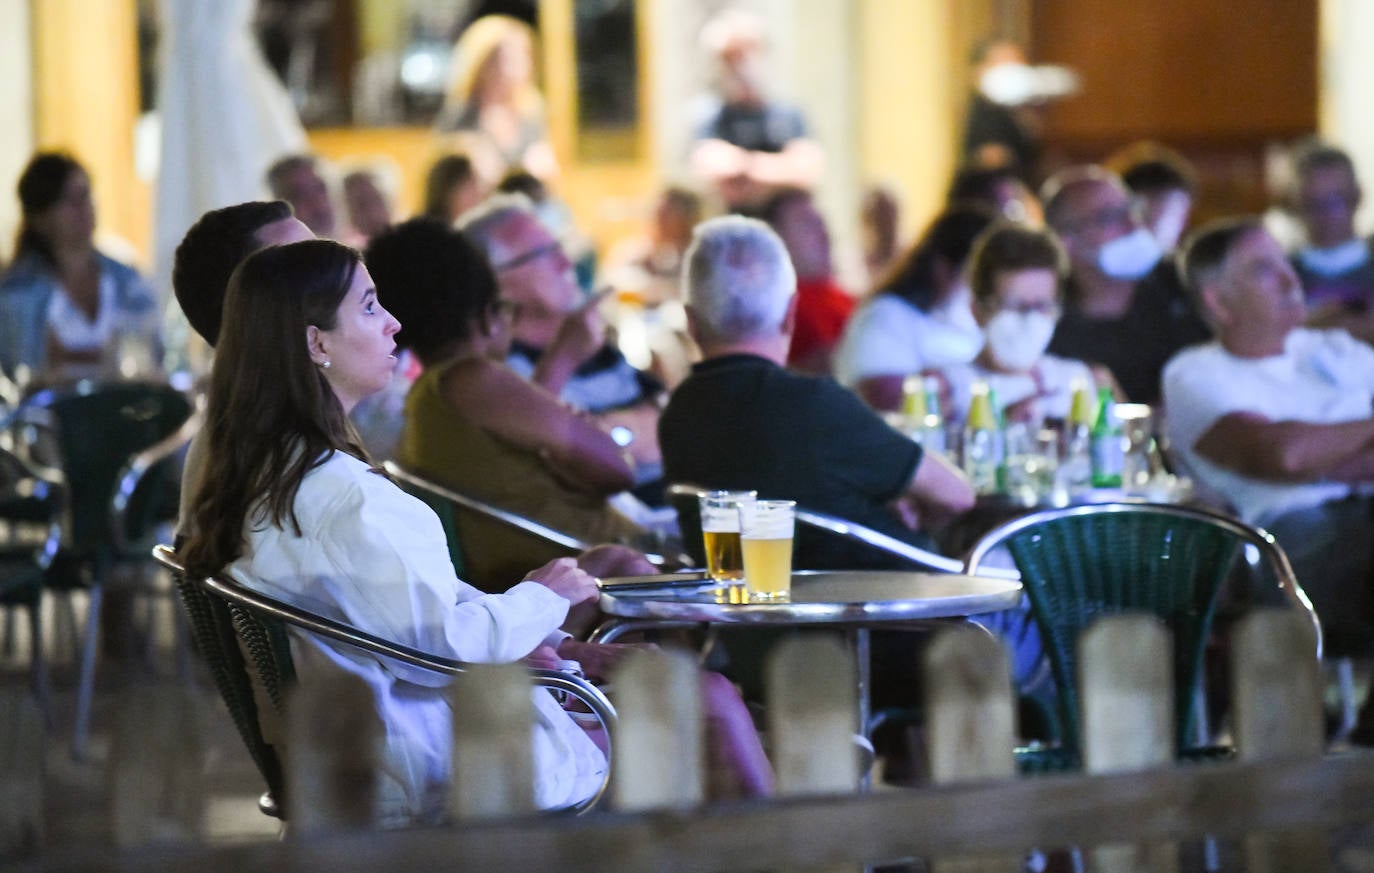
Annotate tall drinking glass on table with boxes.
[699,490,756,583]
[738,499,795,602]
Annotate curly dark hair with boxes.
[364,217,501,365]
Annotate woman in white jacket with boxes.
[182,240,770,825]
[181,239,610,823]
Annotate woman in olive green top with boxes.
[366,218,646,551]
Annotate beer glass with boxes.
[738,500,795,601]
[699,490,756,582]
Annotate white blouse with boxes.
[227,450,605,824]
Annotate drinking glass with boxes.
[1116,403,1155,493]
[1004,424,1059,503]
[699,490,756,582]
[738,499,795,601]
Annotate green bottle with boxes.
[1090,386,1123,488]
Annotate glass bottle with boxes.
[900,375,926,442]
[1060,382,1095,492]
[1090,386,1124,488]
[962,383,1001,495]
[920,375,947,455]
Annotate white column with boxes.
[1319,0,1374,233]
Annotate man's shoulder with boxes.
[1163,341,1224,381]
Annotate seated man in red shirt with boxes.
[759,188,855,374]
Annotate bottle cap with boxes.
[967,385,996,430]
[1069,384,1096,427]
[901,376,926,419]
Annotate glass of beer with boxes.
[738,500,795,601]
[699,490,756,583]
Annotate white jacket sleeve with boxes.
[248,466,571,687]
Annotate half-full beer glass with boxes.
[699,490,756,582]
[738,500,795,601]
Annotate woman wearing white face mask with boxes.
[940,223,1105,425]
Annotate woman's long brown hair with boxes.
[181,240,373,580]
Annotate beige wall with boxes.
[1319,0,1374,234]
[0,0,34,263]
[31,0,148,265]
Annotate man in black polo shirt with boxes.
[1041,166,1211,404]
[660,217,1032,730]
[660,215,974,571]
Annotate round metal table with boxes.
[593,569,1024,784]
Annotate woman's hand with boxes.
[524,557,600,606]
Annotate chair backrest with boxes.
[152,545,287,816]
[965,502,1322,754]
[384,461,586,592]
[0,446,63,605]
[25,382,192,556]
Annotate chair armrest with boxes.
[384,461,592,552]
[202,571,617,814]
[794,507,1021,577]
[110,412,201,551]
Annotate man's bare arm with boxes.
[1193,411,1374,481]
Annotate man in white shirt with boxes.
[1164,217,1374,742]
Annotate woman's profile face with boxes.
[313,263,401,412]
[34,169,96,247]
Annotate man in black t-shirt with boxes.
[1042,166,1211,404]
[688,9,823,210]
[661,215,974,571]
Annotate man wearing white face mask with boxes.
[1041,166,1210,404]
[1288,143,1374,345]
[939,223,1098,424]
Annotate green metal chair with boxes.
[0,446,63,726]
[153,544,287,817]
[965,501,1323,769]
[153,545,617,818]
[17,381,194,758]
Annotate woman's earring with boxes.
[321,360,331,369]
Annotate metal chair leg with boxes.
[2,606,14,657]
[70,583,103,761]
[1334,657,1358,742]
[27,601,52,730]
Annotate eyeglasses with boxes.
[491,240,563,273]
[997,301,1062,318]
[1063,203,1138,234]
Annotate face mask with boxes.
[1098,227,1163,281]
[984,310,1057,372]
[1146,191,1191,251]
[924,285,985,363]
[1297,237,1370,277]
[978,63,1080,107]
